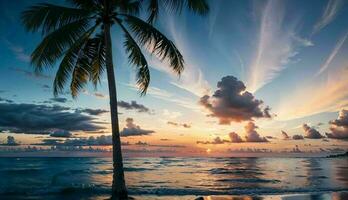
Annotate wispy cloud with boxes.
[276,67,348,120]
[4,40,30,62]
[146,15,211,97]
[127,83,200,111]
[313,0,344,34]
[247,0,309,92]
[315,31,348,76]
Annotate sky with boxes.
[0,0,348,157]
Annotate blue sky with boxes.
[0,0,348,156]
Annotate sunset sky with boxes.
[0,0,348,156]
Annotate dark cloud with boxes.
[78,108,109,116]
[135,141,148,146]
[326,110,348,140]
[291,145,302,153]
[244,122,268,142]
[50,97,68,103]
[118,100,151,113]
[0,136,20,146]
[120,118,154,137]
[50,130,72,138]
[0,97,14,103]
[0,102,104,134]
[167,121,191,128]
[282,130,304,140]
[42,84,51,89]
[229,132,243,143]
[197,136,230,145]
[94,92,107,98]
[303,124,324,139]
[38,135,113,146]
[228,148,273,153]
[198,122,268,144]
[200,76,271,124]
[281,130,290,140]
[292,134,304,140]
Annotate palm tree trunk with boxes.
[104,23,128,199]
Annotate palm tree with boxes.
[21,0,208,199]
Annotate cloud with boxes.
[315,31,348,76]
[326,109,348,140]
[198,122,268,144]
[197,136,230,145]
[0,102,104,134]
[135,141,148,146]
[292,134,304,140]
[167,121,191,128]
[120,118,154,137]
[118,100,151,113]
[127,84,201,111]
[38,135,114,146]
[50,97,68,103]
[303,124,324,139]
[9,67,51,79]
[281,130,304,140]
[42,84,51,89]
[313,0,344,34]
[0,97,13,103]
[146,14,211,97]
[200,76,271,124]
[81,89,108,99]
[291,145,302,153]
[244,122,269,142]
[94,92,107,99]
[0,136,19,146]
[5,41,30,62]
[281,130,290,140]
[78,108,108,116]
[229,132,243,143]
[50,130,72,138]
[276,68,348,120]
[247,0,309,92]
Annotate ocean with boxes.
[0,157,347,199]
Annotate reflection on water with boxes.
[0,157,347,199]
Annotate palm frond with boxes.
[115,17,150,94]
[116,0,141,15]
[66,0,100,10]
[21,3,91,35]
[70,50,92,98]
[53,25,99,96]
[147,0,159,24]
[187,0,209,15]
[31,19,91,72]
[146,0,208,23]
[123,15,184,75]
[89,34,106,88]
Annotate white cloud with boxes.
[313,0,344,34]
[247,0,309,92]
[315,31,348,76]
[146,14,211,97]
[276,67,348,120]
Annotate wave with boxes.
[2,185,348,197]
[217,178,280,183]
